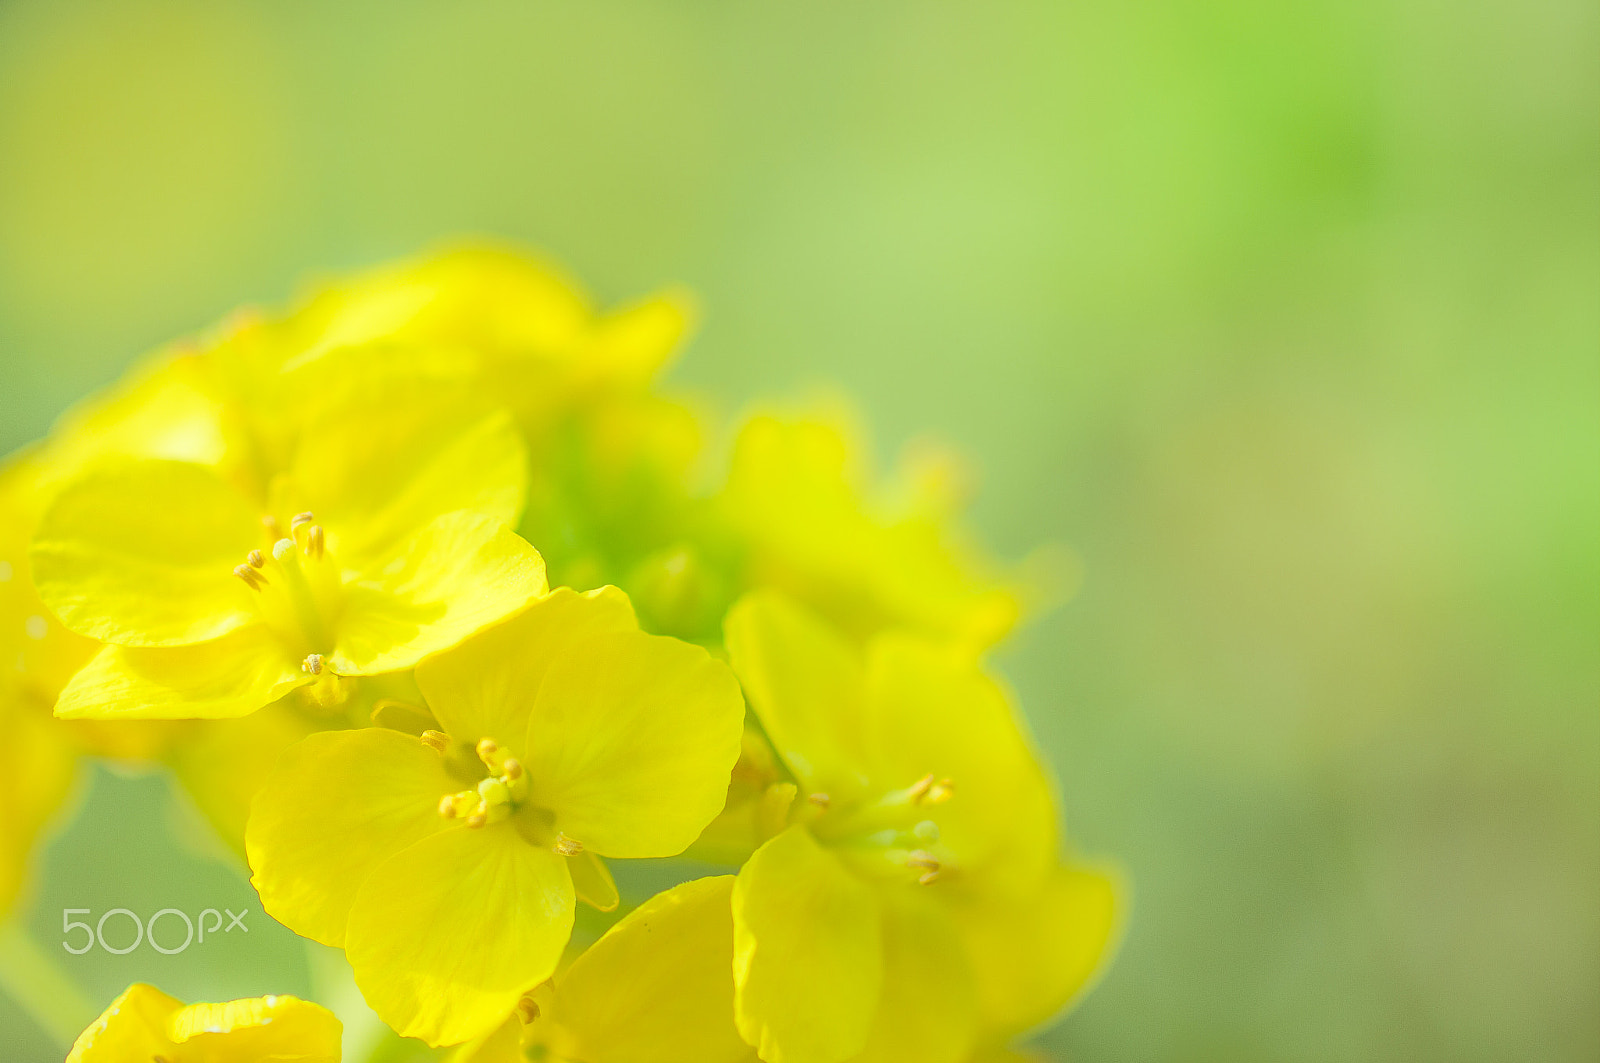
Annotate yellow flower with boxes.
[30,386,545,720]
[723,591,1116,1063]
[246,586,746,1047]
[712,413,1056,651]
[454,876,757,1063]
[67,983,340,1063]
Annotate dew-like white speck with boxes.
[0,559,13,582]
[24,615,48,640]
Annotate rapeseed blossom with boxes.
[67,984,341,1062]
[247,586,745,1046]
[5,243,1120,1063]
[31,389,545,720]
[724,590,1117,1063]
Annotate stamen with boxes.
[246,549,265,568]
[305,525,325,559]
[420,730,451,753]
[290,511,315,533]
[438,795,458,818]
[502,758,523,780]
[923,778,955,805]
[515,995,540,1024]
[905,850,941,872]
[301,653,324,675]
[906,773,936,802]
[476,738,498,762]
[808,792,831,809]
[234,564,265,590]
[554,832,584,856]
[466,809,488,829]
[918,870,943,886]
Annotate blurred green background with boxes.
[0,1,1596,1060]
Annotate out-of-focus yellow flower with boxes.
[722,591,1115,1063]
[66,983,341,1063]
[711,414,1052,651]
[247,586,745,1047]
[453,876,757,1063]
[31,384,546,720]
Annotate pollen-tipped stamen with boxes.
[515,995,540,1024]
[302,653,324,675]
[305,524,325,560]
[234,564,266,590]
[554,832,584,856]
[420,730,451,753]
[247,549,265,568]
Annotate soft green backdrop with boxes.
[1,1,1595,1061]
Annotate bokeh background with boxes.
[1,1,1596,1060]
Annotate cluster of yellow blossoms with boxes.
[1,245,1119,1062]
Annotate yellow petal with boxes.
[733,826,883,1063]
[580,289,694,381]
[567,850,619,913]
[165,703,323,861]
[0,695,79,915]
[549,876,753,1063]
[415,585,636,749]
[290,398,527,566]
[724,591,870,797]
[862,634,1058,894]
[31,459,262,646]
[331,511,547,676]
[846,894,977,1063]
[346,825,574,1047]
[521,629,745,858]
[289,243,592,366]
[67,983,182,1062]
[167,994,341,1061]
[247,728,458,947]
[53,626,309,721]
[952,864,1122,1038]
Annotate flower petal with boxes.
[31,459,263,646]
[166,703,323,861]
[0,691,78,915]
[733,826,883,1063]
[862,634,1058,895]
[846,894,976,1063]
[247,728,458,947]
[521,629,744,858]
[289,394,527,566]
[414,585,635,749]
[168,994,341,1061]
[724,591,869,797]
[330,511,547,676]
[53,626,309,721]
[550,876,752,1063]
[951,864,1122,1038]
[67,983,182,1062]
[346,825,574,1047]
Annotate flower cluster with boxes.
[6,244,1119,1062]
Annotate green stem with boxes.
[0,920,96,1050]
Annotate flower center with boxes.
[232,512,344,669]
[805,772,956,887]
